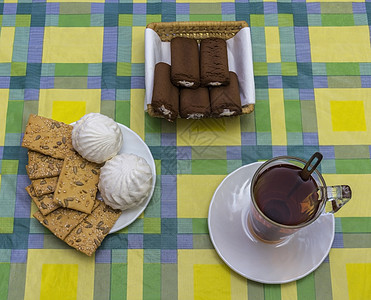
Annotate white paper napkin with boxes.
[144,27,255,110]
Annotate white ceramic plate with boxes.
[208,162,335,284]
[108,123,156,233]
[72,121,156,233]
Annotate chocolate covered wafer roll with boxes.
[200,38,230,86]
[151,62,179,121]
[210,72,242,117]
[180,87,211,119]
[171,37,200,89]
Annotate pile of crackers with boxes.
[22,114,121,256]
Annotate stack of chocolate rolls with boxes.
[151,37,242,121]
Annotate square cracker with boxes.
[22,114,74,159]
[54,151,101,214]
[33,208,88,240]
[64,200,121,256]
[31,177,58,196]
[26,185,60,215]
[26,151,63,180]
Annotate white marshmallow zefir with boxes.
[72,113,123,164]
[98,153,153,211]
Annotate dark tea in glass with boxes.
[253,164,320,226]
[247,155,351,244]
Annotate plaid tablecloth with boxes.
[1,1,370,299]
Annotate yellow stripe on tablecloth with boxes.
[40,264,78,300]
[265,27,281,63]
[42,27,104,63]
[177,175,225,218]
[127,249,144,300]
[309,26,371,63]
[231,271,248,300]
[330,248,371,300]
[24,249,94,300]
[0,90,9,146]
[307,0,364,3]
[281,282,298,300]
[178,249,248,300]
[38,89,101,123]
[131,27,145,64]
[315,88,371,145]
[269,89,287,145]
[0,27,15,63]
[130,89,145,140]
[194,264,231,300]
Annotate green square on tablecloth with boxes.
[281,62,297,76]
[253,62,268,76]
[335,159,371,174]
[326,63,360,76]
[119,14,133,26]
[278,14,293,27]
[146,15,161,24]
[6,101,23,132]
[285,100,302,132]
[0,218,14,233]
[115,101,130,128]
[55,63,89,76]
[250,14,265,27]
[58,15,91,27]
[10,63,26,76]
[255,100,271,132]
[15,15,31,27]
[0,262,10,299]
[321,14,354,26]
[143,218,161,234]
[191,160,227,175]
[117,62,131,76]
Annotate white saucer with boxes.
[208,162,335,284]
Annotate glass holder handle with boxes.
[327,185,352,213]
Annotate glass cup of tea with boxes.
[247,155,352,244]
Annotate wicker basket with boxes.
[146,21,255,119]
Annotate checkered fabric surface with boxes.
[1,0,371,299]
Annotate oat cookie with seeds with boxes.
[65,200,121,256]
[25,185,60,215]
[22,114,74,159]
[31,176,58,196]
[54,151,101,214]
[33,208,88,240]
[26,151,63,180]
